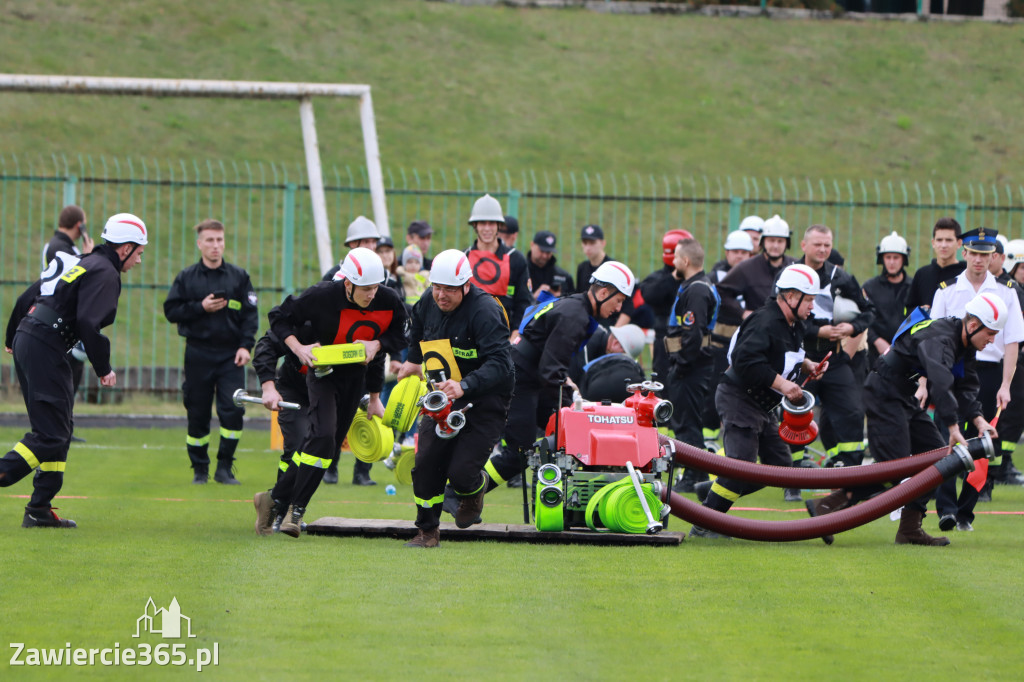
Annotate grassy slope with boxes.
[1,426,1023,680]
[0,1,1022,185]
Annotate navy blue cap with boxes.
[580,224,604,241]
[533,230,557,252]
[962,227,998,254]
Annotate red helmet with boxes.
[662,229,694,266]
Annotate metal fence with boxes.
[3,153,1024,396]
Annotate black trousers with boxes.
[489,369,563,484]
[667,356,713,450]
[992,352,1024,475]
[700,343,730,437]
[275,380,311,481]
[0,332,74,508]
[802,358,866,467]
[412,392,510,530]
[182,343,245,471]
[935,360,1002,523]
[860,372,947,513]
[710,382,792,500]
[270,368,364,511]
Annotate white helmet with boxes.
[609,324,646,360]
[430,249,473,287]
[724,230,754,252]
[761,214,790,240]
[876,230,909,265]
[345,216,379,245]
[738,215,765,234]
[340,247,386,286]
[833,295,861,323]
[965,293,1008,331]
[776,264,822,296]
[590,261,636,297]
[468,194,505,225]
[101,213,148,245]
[1003,239,1024,274]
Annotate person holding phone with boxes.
[164,219,259,485]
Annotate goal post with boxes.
[0,74,390,275]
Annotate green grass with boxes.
[0,0,1022,185]
[2,425,1023,680]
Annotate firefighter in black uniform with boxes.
[0,213,147,528]
[665,238,720,493]
[42,205,94,442]
[863,232,913,367]
[252,328,311,483]
[993,240,1024,486]
[793,225,876,478]
[164,219,259,485]
[717,215,796,321]
[807,293,999,546]
[253,248,408,537]
[484,261,637,491]
[464,194,533,338]
[396,250,515,547]
[639,229,693,381]
[690,264,827,538]
[527,231,574,300]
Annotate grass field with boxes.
[1,0,1022,184]
[2,425,1023,680]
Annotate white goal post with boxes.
[0,74,390,275]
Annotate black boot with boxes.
[22,506,76,528]
[804,489,849,545]
[214,461,240,485]
[192,467,209,485]
[323,461,339,485]
[352,459,376,486]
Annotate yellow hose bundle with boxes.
[347,411,395,463]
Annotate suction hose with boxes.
[662,447,975,542]
[660,435,952,488]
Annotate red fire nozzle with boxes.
[778,389,818,445]
[623,380,674,428]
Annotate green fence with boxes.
[3,153,1024,396]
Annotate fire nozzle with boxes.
[418,388,472,440]
[624,380,674,428]
[778,389,818,446]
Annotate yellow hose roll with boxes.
[347,412,395,463]
[384,376,427,432]
[394,445,415,486]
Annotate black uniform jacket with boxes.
[875,316,982,429]
[801,261,876,362]
[528,254,574,296]
[268,281,408,395]
[576,255,610,295]
[905,259,966,312]
[17,244,123,376]
[862,271,912,348]
[464,240,532,331]
[517,292,598,388]
[164,260,259,351]
[724,299,805,393]
[667,271,717,371]
[42,230,80,268]
[718,252,796,320]
[406,284,514,399]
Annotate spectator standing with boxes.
[406,220,434,271]
[499,215,520,250]
[862,231,913,366]
[905,217,965,312]
[527,231,574,300]
[738,215,764,255]
[575,224,610,294]
[639,229,693,382]
[718,215,796,322]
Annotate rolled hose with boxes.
[660,434,951,488]
[347,412,395,463]
[662,449,972,542]
[586,478,664,534]
[393,446,415,486]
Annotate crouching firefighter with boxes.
[253,248,408,538]
[0,213,148,528]
[396,250,514,548]
[805,294,999,546]
[484,261,637,496]
[690,264,828,539]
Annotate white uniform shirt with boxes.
[930,270,1024,364]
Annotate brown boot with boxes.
[253,491,276,536]
[804,489,849,545]
[454,487,486,529]
[279,506,305,538]
[895,509,950,546]
[404,527,441,548]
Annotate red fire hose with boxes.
[660,434,949,488]
[661,449,973,542]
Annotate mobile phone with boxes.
[211,290,226,300]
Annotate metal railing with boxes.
[3,153,1023,396]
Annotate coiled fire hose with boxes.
[347,411,395,463]
[660,445,977,542]
[585,477,665,534]
[660,434,953,488]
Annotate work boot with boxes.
[956,520,974,532]
[784,488,802,502]
[192,468,209,484]
[323,462,339,485]
[441,484,459,518]
[894,509,950,546]
[688,525,729,540]
[804,489,848,546]
[403,527,441,548]
[22,506,77,528]
[352,460,376,486]
[454,487,486,529]
[694,480,713,503]
[938,514,957,532]
[279,506,305,538]
[673,468,706,494]
[253,491,277,536]
[214,464,240,485]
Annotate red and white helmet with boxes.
[340,247,386,286]
[430,249,473,286]
[590,261,636,297]
[776,264,822,296]
[965,293,1008,331]
[101,213,148,245]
